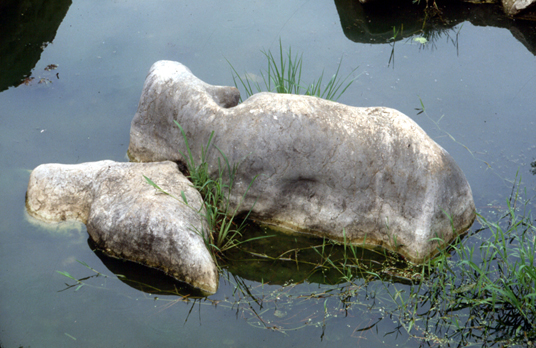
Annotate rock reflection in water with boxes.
[89,239,207,298]
[0,0,71,92]
[334,0,536,55]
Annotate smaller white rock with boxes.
[26,160,219,294]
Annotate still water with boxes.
[1,0,535,347]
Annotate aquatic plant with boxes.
[388,25,402,68]
[144,121,270,263]
[227,40,359,102]
[372,178,536,346]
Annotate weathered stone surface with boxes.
[128,60,476,263]
[26,160,218,294]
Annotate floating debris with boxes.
[413,37,428,44]
[274,309,287,318]
[19,77,34,86]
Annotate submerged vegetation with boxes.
[227,40,359,102]
[381,181,536,346]
[221,179,535,346]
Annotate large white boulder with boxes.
[128,60,476,263]
[26,160,218,294]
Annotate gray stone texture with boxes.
[26,160,218,294]
[128,60,476,263]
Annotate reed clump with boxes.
[374,178,536,346]
[227,40,359,102]
[145,121,269,264]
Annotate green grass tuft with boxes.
[227,39,359,102]
[378,175,536,346]
[144,121,272,264]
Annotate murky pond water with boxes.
[1,0,535,347]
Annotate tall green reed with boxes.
[227,39,359,102]
[298,175,535,346]
[377,177,536,346]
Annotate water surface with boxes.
[1,0,535,347]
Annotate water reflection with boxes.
[2,0,535,95]
[334,0,536,55]
[224,224,414,286]
[3,1,534,346]
[88,239,207,297]
[0,0,71,92]
[86,221,416,300]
